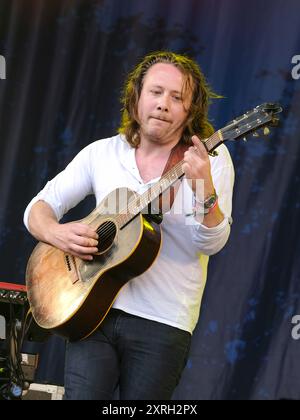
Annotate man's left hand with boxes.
[182,135,215,199]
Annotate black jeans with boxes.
[64,309,191,400]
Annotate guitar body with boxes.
[26,188,162,341]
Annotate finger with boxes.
[71,223,99,240]
[182,161,193,176]
[191,135,202,147]
[64,249,94,261]
[70,244,99,255]
[86,229,99,240]
[191,136,207,156]
[184,149,201,166]
[185,147,198,159]
[80,227,99,241]
[73,235,98,248]
[72,253,94,261]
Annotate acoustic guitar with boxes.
[26,103,282,341]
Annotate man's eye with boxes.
[151,90,161,95]
[173,95,182,101]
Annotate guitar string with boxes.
[88,135,219,240]
[111,133,219,224]
[89,160,184,241]
[88,132,221,240]
[113,131,220,222]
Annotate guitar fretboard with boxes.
[116,130,223,228]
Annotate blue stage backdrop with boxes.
[0,0,300,400]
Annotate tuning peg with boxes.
[243,137,247,142]
[263,127,270,136]
[269,117,280,127]
[252,132,259,137]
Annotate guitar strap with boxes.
[158,141,189,213]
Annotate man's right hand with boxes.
[48,222,99,261]
[28,201,99,261]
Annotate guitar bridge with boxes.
[65,254,80,284]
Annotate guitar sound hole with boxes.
[96,220,117,253]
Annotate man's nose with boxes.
[156,94,169,112]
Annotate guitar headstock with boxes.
[221,103,283,142]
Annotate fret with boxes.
[203,130,223,153]
[100,132,223,229]
[117,163,186,228]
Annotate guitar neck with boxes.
[117,130,224,228]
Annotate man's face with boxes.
[137,63,192,145]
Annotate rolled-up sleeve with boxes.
[191,216,232,255]
[23,145,94,231]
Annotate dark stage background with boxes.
[1,0,300,400]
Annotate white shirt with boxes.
[24,134,234,334]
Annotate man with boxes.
[24,51,234,399]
